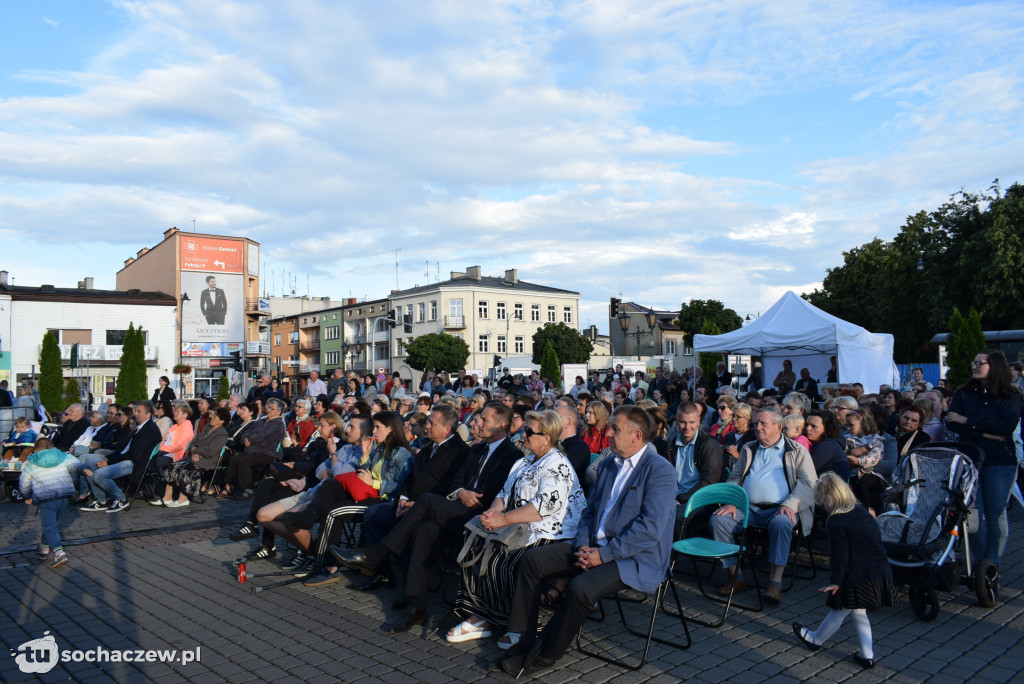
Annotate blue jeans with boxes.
[88,460,134,504]
[77,454,106,496]
[973,465,1016,566]
[39,499,68,550]
[710,505,794,568]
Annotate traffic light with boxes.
[493,354,501,368]
[386,310,398,328]
[230,350,243,371]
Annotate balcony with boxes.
[299,363,320,373]
[444,315,465,329]
[300,338,321,352]
[246,298,270,315]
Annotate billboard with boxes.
[180,236,244,273]
[181,342,244,357]
[181,271,244,343]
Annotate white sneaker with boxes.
[165,499,190,508]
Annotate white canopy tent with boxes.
[693,291,900,392]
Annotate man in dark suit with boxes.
[52,403,90,452]
[713,361,733,397]
[555,405,590,484]
[199,275,227,325]
[497,405,677,677]
[334,402,519,633]
[793,367,820,402]
[80,401,162,512]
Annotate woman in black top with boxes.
[151,376,176,404]
[946,350,1022,567]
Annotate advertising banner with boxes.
[180,236,244,273]
[562,364,589,394]
[181,342,243,357]
[181,272,244,343]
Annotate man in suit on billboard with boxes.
[200,275,227,325]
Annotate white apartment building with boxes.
[389,267,580,387]
[0,272,177,407]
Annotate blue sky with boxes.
[2,0,1023,332]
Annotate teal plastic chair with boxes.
[127,444,164,501]
[671,483,763,627]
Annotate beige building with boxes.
[116,228,266,397]
[389,266,580,387]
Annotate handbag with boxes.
[456,516,532,577]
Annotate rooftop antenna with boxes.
[392,248,401,290]
[306,274,310,297]
[425,260,430,283]
[191,218,196,233]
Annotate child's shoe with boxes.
[48,549,68,569]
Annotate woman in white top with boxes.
[446,409,585,645]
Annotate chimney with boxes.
[77,280,86,289]
[136,247,149,258]
[450,270,465,280]
[124,257,135,267]
[127,288,141,296]
[466,265,482,280]
[345,298,357,305]
[85,277,94,289]
[504,268,518,285]
[0,270,7,286]
[164,226,179,238]
[41,284,55,292]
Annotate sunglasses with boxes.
[717,405,730,410]
[524,427,540,437]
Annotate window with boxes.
[274,356,281,367]
[547,305,556,322]
[452,333,464,340]
[106,329,147,345]
[289,354,299,365]
[406,304,413,321]
[324,326,339,340]
[531,304,540,322]
[450,299,463,316]
[684,346,693,356]
[430,300,437,320]
[375,343,388,361]
[325,351,340,365]
[514,336,524,354]
[274,333,282,346]
[289,331,299,344]
[514,303,523,321]
[478,335,489,353]
[665,340,677,355]
[563,306,573,324]
[417,303,425,322]
[497,302,506,320]
[396,340,405,357]
[478,300,488,319]
[497,335,507,353]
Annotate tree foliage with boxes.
[217,374,231,402]
[945,307,986,388]
[806,181,1024,361]
[674,300,742,348]
[405,333,470,373]
[39,331,64,413]
[540,342,562,387]
[531,322,593,365]
[63,377,81,411]
[115,323,148,404]
[698,322,724,380]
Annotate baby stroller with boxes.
[875,442,999,621]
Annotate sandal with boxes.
[497,632,521,651]
[446,619,492,643]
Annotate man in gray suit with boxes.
[497,405,677,677]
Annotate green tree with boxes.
[674,300,742,348]
[947,308,986,388]
[531,322,593,365]
[62,377,81,411]
[806,182,1024,362]
[539,342,562,387]
[38,331,64,414]
[697,322,724,381]
[405,333,470,373]
[115,323,148,404]
[216,374,231,402]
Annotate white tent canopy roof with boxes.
[693,291,899,389]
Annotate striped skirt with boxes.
[454,537,559,629]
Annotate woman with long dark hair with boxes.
[803,410,850,480]
[946,350,1022,568]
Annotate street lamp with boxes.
[617,309,659,361]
